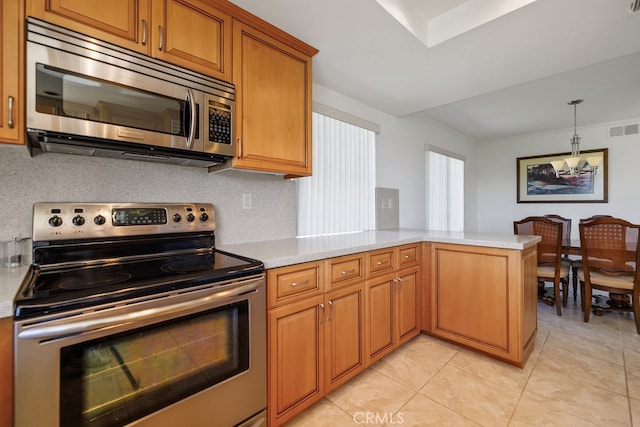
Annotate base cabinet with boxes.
[365,274,395,363]
[396,266,420,345]
[324,283,365,393]
[0,317,13,427]
[268,295,325,424]
[427,243,537,367]
[267,246,419,426]
[365,266,420,365]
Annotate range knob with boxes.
[48,215,63,227]
[199,213,209,222]
[94,215,106,225]
[186,213,195,222]
[72,215,85,226]
[173,213,182,222]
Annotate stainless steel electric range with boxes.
[14,202,266,427]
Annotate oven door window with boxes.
[59,301,249,427]
[35,64,195,137]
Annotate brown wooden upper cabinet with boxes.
[0,0,24,145]
[231,20,316,177]
[26,0,232,81]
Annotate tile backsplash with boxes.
[0,144,297,245]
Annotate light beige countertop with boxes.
[1,229,540,318]
[219,229,541,269]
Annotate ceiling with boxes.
[229,0,640,141]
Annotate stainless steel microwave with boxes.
[26,18,235,168]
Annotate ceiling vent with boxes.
[609,123,639,137]
[631,0,640,13]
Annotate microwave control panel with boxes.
[208,101,232,145]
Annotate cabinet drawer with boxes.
[367,249,395,277]
[398,244,420,268]
[329,254,364,288]
[267,261,324,307]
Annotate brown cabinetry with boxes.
[267,254,367,426]
[0,317,13,427]
[427,243,537,367]
[365,244,421,365]
[0,0,23,144]
[230,20,316,177]
[268,294,325,425]
[26,0,232,80]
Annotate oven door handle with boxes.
[18,278,263,340]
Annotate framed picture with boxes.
[516,148,608,203]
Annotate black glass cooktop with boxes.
[14,250,264,319]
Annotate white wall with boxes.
[313,83,478,231]
[477,117,640,239]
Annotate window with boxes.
[427,148,464,231]
[297,111,376,237]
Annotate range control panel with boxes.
[33,203,215,241]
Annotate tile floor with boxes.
[286,291,640,426]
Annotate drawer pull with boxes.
[290,279,309,287]
[376,260,389,265]
[341,268,356,276]
[404,255,412,259]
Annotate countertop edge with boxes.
[219,230,541,269]
[1,230,540,318]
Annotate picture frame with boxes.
[516,148,608,203]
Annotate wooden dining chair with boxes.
[544,214,577,301]
[574,216,615,309]
[514,216,570,316]
[578,217,640,333]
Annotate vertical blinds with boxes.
[427,150,464,232]
[297,112,376,237]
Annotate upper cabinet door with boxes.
[27,0,150,54]
[152,0,231,81]
[0,0,24,144]
[232,20,314,177]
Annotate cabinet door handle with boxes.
[397,277,403,292]
[290,279,309,287]
[141,19,147,45]
[237,138,242,158]
[376,260,389,265]
[341,268,355,276]
[7,96,14,129]
[328,300,333,321]
[158,26,164,51]
[319,303,325,324]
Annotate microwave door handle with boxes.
[186,89,197,150]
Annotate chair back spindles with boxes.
[544,214,571,243]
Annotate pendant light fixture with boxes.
[550,99,601,178]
